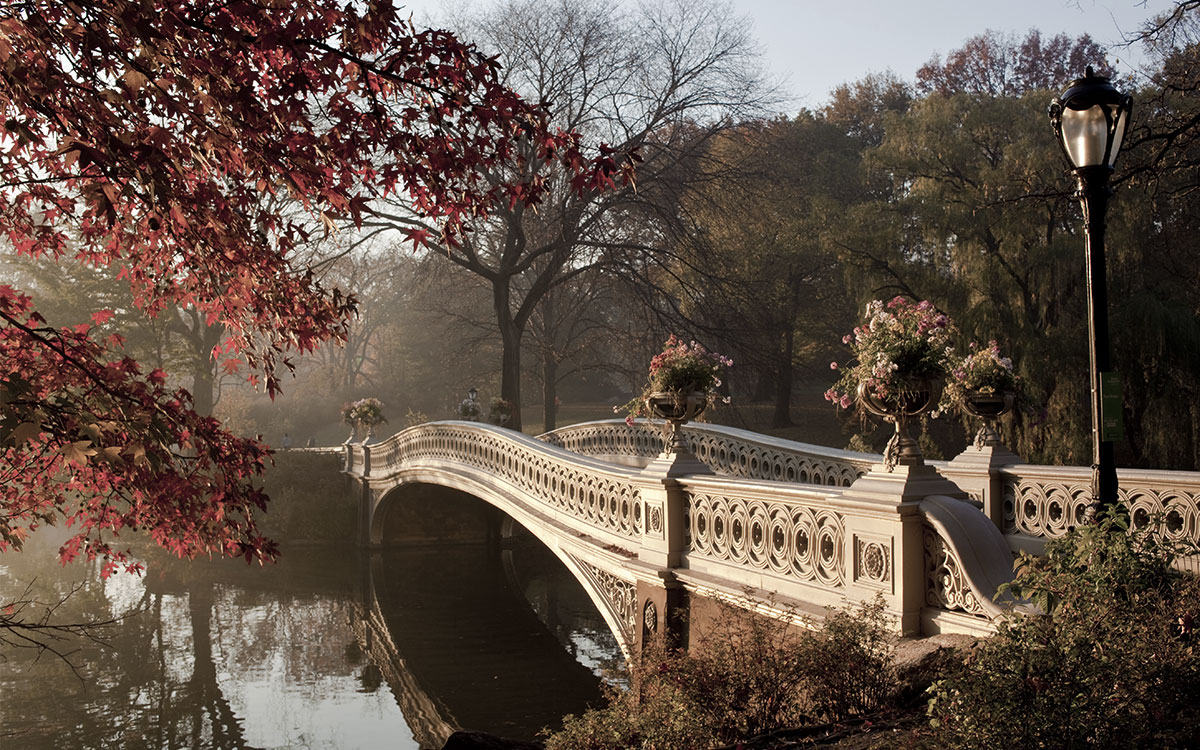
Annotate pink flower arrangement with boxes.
[826,297,956,411]
[617,335,733,426]
[342,397,387,427]
[937,340,1023,415]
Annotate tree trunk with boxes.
[494,282,523,431]
[771,328,795,429]
[543,354,558,432]
[192,366,215,417]
[540,292,558,433]
[175,310,222,416]
[1192,400,1200,471]
[752,368,775,402]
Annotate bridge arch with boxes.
[364,459,641,657]
[348,421,1024,644]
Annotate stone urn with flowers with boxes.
[342,397,387,444]
[618,335,733,458]
[938,341,1022,449]
[826,297,956,471]
[488,397,513,427]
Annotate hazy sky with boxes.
[405,0,1174,110]
[735,0,1171,107]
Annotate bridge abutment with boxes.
[636,574,687,649]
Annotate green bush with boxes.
[258,451,356,543]
[845,433,875,453]
[544,596,895,750]
[927,513,1200,749]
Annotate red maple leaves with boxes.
[0,0,631,571]
[0,285,275,574]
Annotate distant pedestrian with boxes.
[281,433,292,450]
[305,436,315,448]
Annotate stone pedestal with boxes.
[636,437,711,569]
[633,432,710,650]
[840,461,969,635]
[942,443,1022,530]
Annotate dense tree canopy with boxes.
[826,17,1200,467]
[0,0,627,572]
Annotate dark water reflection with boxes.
[0,525,621,749]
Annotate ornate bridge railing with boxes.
[539,420,878,487]
[679,475,849,594]
[544,421,1200,569]
[346,421,1018,645]
[366,421,645,548]
[995,464,1200,572]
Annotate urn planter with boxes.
[856,380,941,471]
[963,390,1015,448]
[645,390,708,456]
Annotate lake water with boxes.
[0,526,621,749]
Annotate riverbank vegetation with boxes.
[541,517,1200,749]
[929,514,1200,749]
[545,597,896,750]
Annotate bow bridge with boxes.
[344,419,1200,655]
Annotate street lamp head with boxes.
[1048,66,1132,171]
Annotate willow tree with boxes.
[857,26,1200,469]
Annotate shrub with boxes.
[804,598,896,721]
[544,596,896,750]
[487,397,513,425]
[845,433,876,453]
[927,513,1200,749]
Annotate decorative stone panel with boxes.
[569,553,637,646]
[923,525,987,617]
[647,503,664,538]
[853,534,892,590]
[686,492,845,587]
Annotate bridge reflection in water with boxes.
[360,522,621,747]
[0,500,617,750]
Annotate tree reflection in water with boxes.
[0,520,621,749]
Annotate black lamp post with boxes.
[1048,66,1132,519]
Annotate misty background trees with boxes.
[9,2,1200,471]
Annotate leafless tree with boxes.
[365,0,770,428]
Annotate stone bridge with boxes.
[344,419,1200,656]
